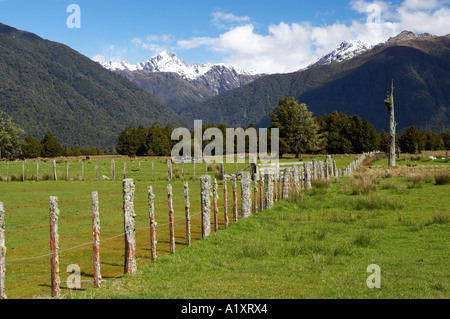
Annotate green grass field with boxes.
[1,155,448,299]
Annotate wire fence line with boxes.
[0,154,370,299]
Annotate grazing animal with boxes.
[129,155,137,159]
[86,156,91,160]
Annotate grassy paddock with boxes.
[66,161,449,299]
[0,156,356,299]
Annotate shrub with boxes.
[434,172,450,185]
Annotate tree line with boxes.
[1,100,449,159]
[116,97,450,158]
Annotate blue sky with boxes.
[1,0,450,73]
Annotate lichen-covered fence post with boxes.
[282,168,290,199]
[167,160,172,181]
[49,196,60,298]
[167,184,175,254]
[292,165,301,194]
[241,172,251,219]
[200,175,211,238]
[147,186,156,262]
[232,175,237,222]
[325,156,333,179]
[91,191,101,288]
[0,203,6,299]
[184,182,191,246]
[304,162,312,189]
[278,170,282,201]
[273,171,278,203]
[223,177,228,228]
[253,179,258,214]
[123,179,136,275]
[52,160,57,181]
[264,170,274,210]
[213,178,219,232]
[259,171,264,212]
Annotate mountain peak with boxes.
[311,39,373,67]
[100,51,258,80]
[386,30,435,44]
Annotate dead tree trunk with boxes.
[385,80,396,167]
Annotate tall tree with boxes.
[0,111,24,159]
[40,130,63,158]
[22,134,42,158]
[399,126,427,154]
[270,97,320,158]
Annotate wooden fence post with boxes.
[292,165,301,195]
[167,160,172,182]
[152,162,155,182]
[122,178,136,275]
[265,170,274,209]
[182,162,185,181]
[0,203,6,299]
[111,160,115,181]
[200,175,211,238]
[213,178,218,232]
[232,175,237,222]
[193,161,196,182]
[91,191,101,288]
[241,172,251,219]
[52,160,57,181]
[304,162,312,189]
[259,171,264,212]
[253,180,258,214]
[147,186,156,262]
[184,182,191,246]
[223,177,228,228]
[36,162,39,182]
[138,162,141,181]
[49,196,60,298]
[282,168,290,199]
[167,184,175,254]
[273,171,278,203]
[82,161,85,181]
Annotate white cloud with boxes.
[211,11,251,29]
[92,54,105,63]
[177,1,450,74]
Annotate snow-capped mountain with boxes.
[101,50,258,81]
[99,51,264,110]
[312,40,373,67]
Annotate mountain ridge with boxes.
[0,22,185,148]
[179,31,450,133]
